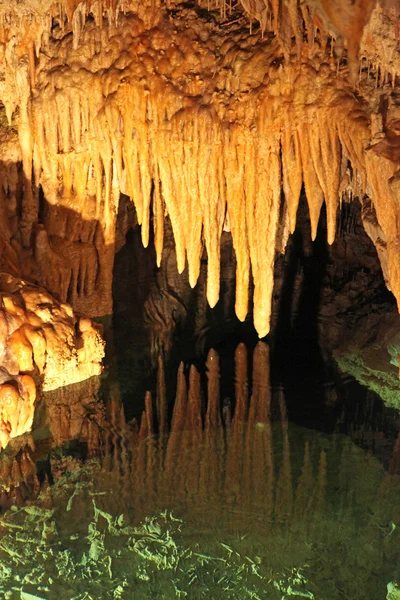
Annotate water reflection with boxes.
[0,343,399,599]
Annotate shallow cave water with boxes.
[0,201,400,600]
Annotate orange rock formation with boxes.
[0,274,104,450]
[0,0,398,340]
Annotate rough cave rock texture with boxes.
[0,0,399,338]
[0,273,104,450]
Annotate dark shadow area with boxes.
[272,196,331,429]
[271,195,397,434]
[111,224,157,421]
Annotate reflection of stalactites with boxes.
[186,365,203,434]
[184,365,203,499]
[170,363,188,433]
[224,344,247,514]
[138,411,148,440]
[251,342,273,517]
[164,363,187,499]
[113,398,127,474]
[205,349,221,430]
[252,342,271,423]
[81,414,101,458]
[233,343,248,428]
[311,449,327,537]
[156,355,167,436]
[275,389,293,524]
[201,349,224,506]
[293,442,314,526]
[140,391,153,439]
[132,425,146,517]
[154,355,167,507]
[101,395,123,472]
[243,342,271,507]
[145,432,158,511]
[132,394,155,517]
[278,386,288,427]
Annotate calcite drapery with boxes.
[0,0,399,339]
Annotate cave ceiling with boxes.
[0,0,399,337]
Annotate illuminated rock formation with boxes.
[0,0,399,339]
[0,274,104,450]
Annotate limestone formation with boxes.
[0,0,399,340]
[0,273,104,450]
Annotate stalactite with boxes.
[364,147,400,306]
[281,113,302,234]
[205,349,221,429]
[16,58,35,248]
[156,355,167,435]
[246,129,281,337]
[310,112,341,245]
[152,162,164,268]
[223,126,249,324]
[299,123,324,241]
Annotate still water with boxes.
[0,336,399,600]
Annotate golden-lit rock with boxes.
[0,277,104,451]
[0,0,399,340]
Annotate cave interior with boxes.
[0,0,399,598]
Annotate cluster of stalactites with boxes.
[2,2,391,339]
[0,0,161,53]
[0,0,160,134]
[30,59,370,337]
